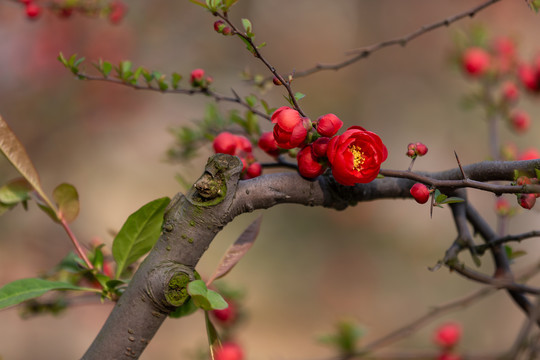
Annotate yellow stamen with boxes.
[349,145,366,171]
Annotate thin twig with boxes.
[475,230,540,254]
[290,0,502,80]
[76,73,271,121]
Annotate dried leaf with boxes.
[206,216,262,285]
[0,116,55,211]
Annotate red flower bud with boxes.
[519,193,536,210]
[235,135,252,155]
[272,76,282,86]
[258,131,279,157]
[433,322,461,349]
[495,197,511,216]
[518,63,540,92]
[190,68,205,86]
[316,113,343,137]
[415,142,428,156]
[271,106,309,149]
[215,342,244,360]
[410,183,430,204]
[326,126,387,185]
[245,162,262,179]
[214,20,225,32]
[25,2,41,18]
[297,146,324,179]
[462,47,490,77]
[213,132,238,155]
[109,0,127,24]
[312,137,330,158]
[222,27,232,35]
[510,110,530,133]
[211,300,237,324]
[501,81,519,103]
[517,176,532,186]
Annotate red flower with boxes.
[316,113,343,137]
[326,126,387,186]
[215,342,244,360]
[410,183,430,204]
[297,145,325,179]
[258,131,279,157]
[433,322,461,349]
[213,132,239,155]
[271,106,309,149]
[462,47,490,77]
[495,197,511,216]
[437,353,462,360]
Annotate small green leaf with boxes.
[188,0,208,8]
[53,183,79,223]
[440,197,465,205]
[112,197,171,278]
[241,18,253,36]
[535,168,540,179]
[57,52,68,67]
[256,42,267,50]
[294,92,306,101]
[245,95,257,108]
[0,178,32,205]
[240,37,256,55]
[171,72,182,89]
[102,61,113,77]
[0,278,94,310]
[206,289,228,310]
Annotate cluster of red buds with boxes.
[213,132,261,180]
[190,68,213,89]
[406,142,428,159]
[210,297,244,360]
[269,107,388,186]
[18,0,127,23]
[514,175,539,210]
[460,36,539,136]
[433,322,462,360]
[214,20,233,36]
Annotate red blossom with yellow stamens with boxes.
[326,126,388,186]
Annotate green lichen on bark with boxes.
[164,272,191,307]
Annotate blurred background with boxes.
[1,0,540,359]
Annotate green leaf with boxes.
[241,18,253,36]
[112,197,170,278]
[0,278,93,310]
[239,37,256,55]
[57,52,68,67]
[189,0,208,8]
[294,92,306,101]
[132,66,144,84]
[187,280,228,311]
[171,72,182,89]
[0,178,32,205]
[439,197,465,205]
[535,168,540,179]
[245,95,257,108]
[256,42,267,50]
[102,61,112,77]
[53,183,79,223]
[206,289,228,310]
[169,297,198,318]
[205,311,221,359]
